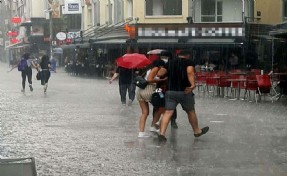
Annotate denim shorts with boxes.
[165,91,195,111]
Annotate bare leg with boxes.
[159,110,174,136]
[139,100,149,132]
[152,107,164,126]
[187,110,201,134]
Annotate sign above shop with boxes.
[56,32,67,40]
[11,17,21,23]
[63,0,82,14]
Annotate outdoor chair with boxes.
[205,73,219,96]
[229,74,246,98]
[250,69,261,75]
[0,157,37,176]
[218,75,231,97]
[256,75,275,103]
[243,75,259,103]
[195,72,209,95]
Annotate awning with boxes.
[90,39,127,44]
[60,43,90,50]
[5,42,30,50]
[137,38,237,45]
[137,38,178,44]
[269,29,287,39]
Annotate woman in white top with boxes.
[136,59,166,138]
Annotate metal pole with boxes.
[49,10,53,59]
[271,38,274,72]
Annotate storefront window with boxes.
[284,0,287,19]
[201,0,222,22]
[145,0,182,16]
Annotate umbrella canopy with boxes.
[116,53,151,69]
[148,54,159,62]
[147,49,167,55]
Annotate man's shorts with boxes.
[165,91,195,112]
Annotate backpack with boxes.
[18,58,28,71]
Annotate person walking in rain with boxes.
[38,55,52,93]
[136,59,167,138]
[9,53,37,92]
[157,50,209,142]
[109,66,137,106]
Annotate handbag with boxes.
[36,71,41,80]
[151,88,165,107]
[134,76,148,89]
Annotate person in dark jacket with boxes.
[9,53,37,92]
[39,55,52,93]
[109,66,137,105]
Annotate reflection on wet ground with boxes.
[0,63,287,175]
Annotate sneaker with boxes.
[194,126,209,137]
[21,89,25,92]
[127,99,133,106]
[29,85,33,92]
[138,132,150,138]
[171,120,178,129]
[149,126,159,133]
[158,135,167,142]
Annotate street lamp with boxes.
[45,9,53,59]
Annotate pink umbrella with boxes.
[147,49,167,55]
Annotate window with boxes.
[145,0,182,16]
[284,0,287,19]
[201,0,222,22]
[114,0,124,23]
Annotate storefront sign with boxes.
[137,27,245,38]
[10,38,19,44]
[11,17,21,23]
[56,32,67,40]
[63,0,82,14]
[7,31,18,37]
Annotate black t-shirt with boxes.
[116,67,136,84]
[164,58,195,91]
[40,61,51,69]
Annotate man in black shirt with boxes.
[109,66,136,105]
[157,50,209,142]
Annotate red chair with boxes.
[255,75,274,102]
[243,75,258,102]
[195,72,209,94]
[218,75,231,97]
[229,74,246,98]
[250,69,261,75]
[205,73,220,96]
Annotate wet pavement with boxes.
[0,62,287,176]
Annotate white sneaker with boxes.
[127,99,133,106]
[138,132,150,138]
[149,126,159,133]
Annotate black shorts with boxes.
[165,91,195,112]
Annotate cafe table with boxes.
[226,78,247,100]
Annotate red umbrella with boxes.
[148,54,159,62]
[116,53,151,69]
